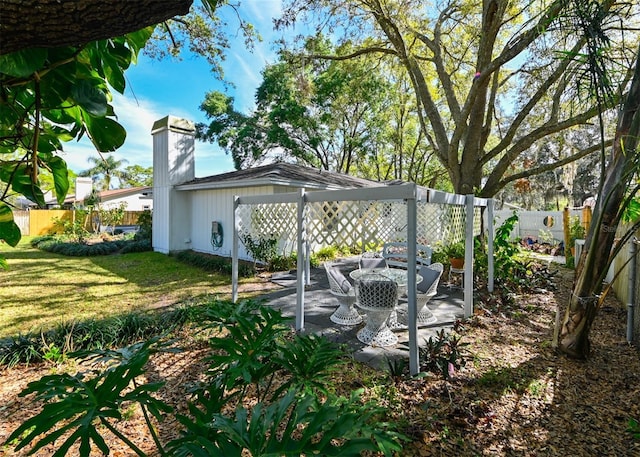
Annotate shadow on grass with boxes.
[0,244,231,338]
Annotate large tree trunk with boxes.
[558,45,640,358]
[0,0,193,55]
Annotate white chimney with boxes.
[75,177,93,203]
[151,115,195,254]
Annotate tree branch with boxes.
[0,0,194,55]
[485,139,614,196]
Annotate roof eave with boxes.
[175,177,350,192]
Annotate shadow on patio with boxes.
[258,256,465,370]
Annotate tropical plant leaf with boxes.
[0,220,21,247]
[83,114,126,152]
[271,334,346,399]
[41,155,70,204]
[0,202,21,247]
[71,80,108,117]
[0,48,47,78]
[622,197,640,222]
[170,388,404,456]
[124,27,155,61]
[8,165,45,207]
[5,338,171,457]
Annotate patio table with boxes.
[350,268,423,330]
[350,268,422,296]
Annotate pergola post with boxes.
[232,196,239,303]
[295,188,306,330]
[407,186,419,375]
[487,199,495,293]
[464,194,475,318]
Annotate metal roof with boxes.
[175,162,382,191]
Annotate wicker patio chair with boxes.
[397,262,443,327]
[355,273,399,346]
[324,262,363,326]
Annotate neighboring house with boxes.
[46,177,152,211]
[151,115,381,259]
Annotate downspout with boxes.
[627,239,638,343]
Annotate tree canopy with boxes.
[197,37,450,187]
[275,0,638,196]
[79,156,130,191]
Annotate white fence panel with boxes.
[494,209,583,244]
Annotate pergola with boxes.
[231,183,495,375]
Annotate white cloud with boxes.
[244,1,283,29]
[61,91,234,179]
[61,2,288,178]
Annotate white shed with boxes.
[151,115,381,258]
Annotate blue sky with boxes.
[62,1,285,178]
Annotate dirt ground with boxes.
[1,266,639,456]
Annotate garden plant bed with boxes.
[1,268,639,456]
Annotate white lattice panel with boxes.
[236,202,298,255]
[237,197,476,259]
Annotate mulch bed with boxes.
[1,266,639,456]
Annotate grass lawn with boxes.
[0,238,244,338]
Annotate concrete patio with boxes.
[258,257,466,371]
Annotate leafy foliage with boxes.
[196,36,443,184]
[6,338,172,457]
[135,210,153,241]
[78,155,129,190]
[99,203,127,234]
[52,210,92,242]
[173,249,255,277]
[0,307,192,368]
[0,27,154,262]
[122,164,153,187]
[493,212,521,268]
[417,324,468,380]
[5,300,405,456]
[241,232,279,268]
[565,216,586,268]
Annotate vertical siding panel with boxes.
[187,185,275,259]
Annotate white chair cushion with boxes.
[326,264,352,294]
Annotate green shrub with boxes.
[0,335,42,367]
[0,308,195,367]
[120,239,152,254]
[313,245,339,261]
[135,210,152,241]
[31,236,151,256]
[52,210,91,242]
[417,324,468,379]
[268,254,297,271]
[241,232,278,268]
[174,250,255,277]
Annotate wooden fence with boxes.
[13,210,145,236]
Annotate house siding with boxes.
[188,185,277,259]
